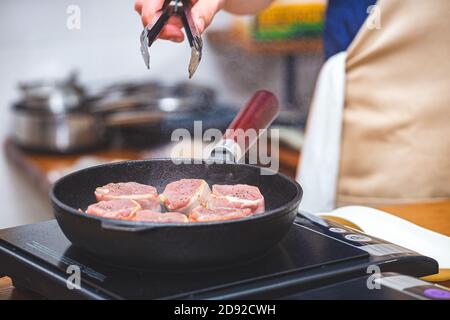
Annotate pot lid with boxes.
[90,81,216,115]
[16,72,86,114]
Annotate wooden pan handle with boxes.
[226,90,280,135]
[211,90,279,162]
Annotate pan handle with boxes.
[210,90,279,162]
[100,221,159,233]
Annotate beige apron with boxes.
[337,0,450,207]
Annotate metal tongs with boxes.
[140,0,203,79]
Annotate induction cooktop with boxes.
[0,213,438,299]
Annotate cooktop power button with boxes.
[345,234,372,242]
[424,288,450,300]
[329,227,347,233]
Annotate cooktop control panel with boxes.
[284,273,450,300]
[296,212,421,258]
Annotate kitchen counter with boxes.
[1,200,449,299]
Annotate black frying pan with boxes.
[50,91,303,269]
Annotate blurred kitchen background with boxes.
[0,0,325,228]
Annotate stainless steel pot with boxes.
[18,73,85,113]
[12,110,107,153]
[92,81,215,113]
[11,78,216,153]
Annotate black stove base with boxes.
[0,214,438,300]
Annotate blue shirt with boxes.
[324,0,377,59]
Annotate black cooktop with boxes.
[0,213,438,299]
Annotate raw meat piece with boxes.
[86,199,140,220]
[95,182,158,201]
[189,206,252,222]
[95,182,161,212]
[208,184,265,214]
[160,179,210,214]
[137,198,162,211]
[134,210,189,223]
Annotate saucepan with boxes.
[12,79,215,153]
[50,90,303,269]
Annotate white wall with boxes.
[0,0,248,101]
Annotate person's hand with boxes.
[135,0,225,43]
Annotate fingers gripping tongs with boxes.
[140,0,203,79]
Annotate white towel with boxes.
[297,52,347,213]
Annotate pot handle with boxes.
[103,110,165,127]
[100,220,158,233]
[210,90,279,162]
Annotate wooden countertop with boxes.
[1,200,449,299]
[378,201,450,237]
